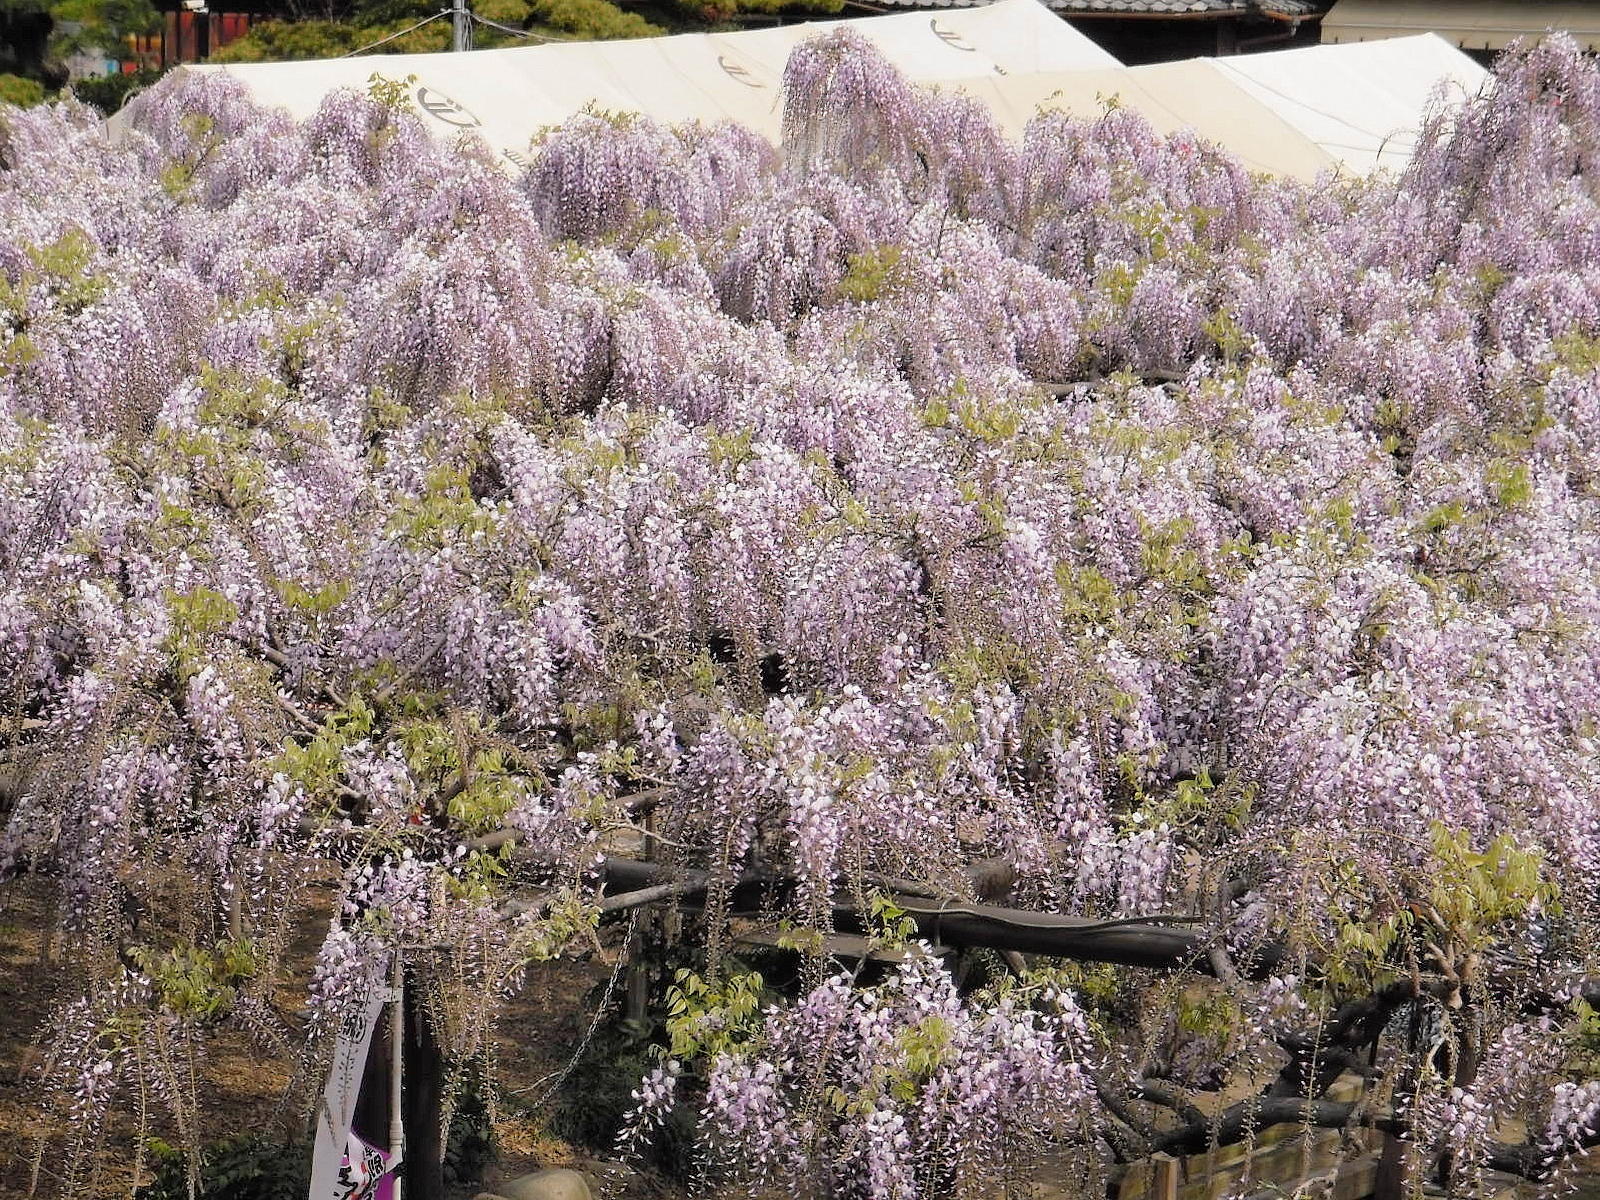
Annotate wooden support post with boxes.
[625,810,656,1026]
[1215,17,1239,55]
[402,968,445,1200]
[390,955,405,1200]
[1152,1154,1179,1200]
[1374,1003,1422,1200]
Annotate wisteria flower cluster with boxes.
[2,24,1600,1196]
[626,950,1100,1198]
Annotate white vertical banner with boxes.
[308,960,404,1200]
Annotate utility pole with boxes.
[451,0,471,53]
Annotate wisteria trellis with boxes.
[3,27,1600,1199]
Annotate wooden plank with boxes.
[1153,1155,1179,1200]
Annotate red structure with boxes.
[128,6,258,69]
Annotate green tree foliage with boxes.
[212,0,665,63]
[526,0,662,39]
[0,0,57,83]
[214,0,848,65]
[210,17,447,62]
[668,0,838,24]
[0,70,47,104]
[49,0,156,56]
[69,65,157,113]
[0,0,155,93]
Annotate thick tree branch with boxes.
[598,877,711,913]
[1087,1069,1155,1161]
[1136,1080,1207,1128]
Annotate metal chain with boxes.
[518,909,641,1108]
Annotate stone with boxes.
[580,1159,640,1192]
[496,1168,595,1200]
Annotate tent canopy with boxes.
[1323,0,1600,54]
[133,0,1117,164]
[1212,33,1488,175]
[965,62,1338,180]
[963,33,1485,180]
[113,0,1487,180]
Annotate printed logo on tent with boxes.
[415,87,483,128]
[930,20,976,52]
[718,56,765,88]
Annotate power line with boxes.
[333,0,600,60]
[468,11,574,43]
[337,9,452,58]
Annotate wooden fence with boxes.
[1118,1075,1380,1200]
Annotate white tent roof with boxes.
[125,0,1116,164]
[961,32,1484,181]
[1211,33,1488,175]
[966,62,1339,180]
[114,0,1485,181]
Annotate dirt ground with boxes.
[0,872,662,1200]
